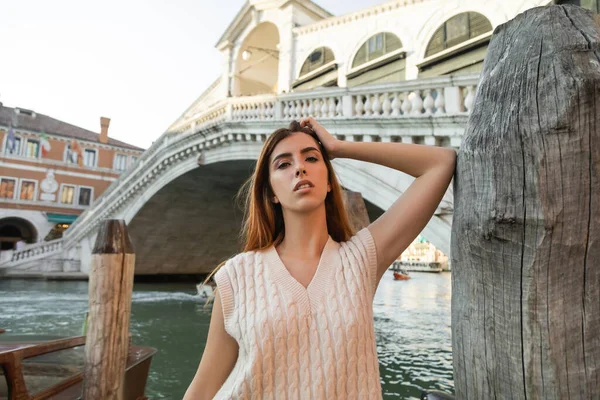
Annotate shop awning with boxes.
[46,213,79,223]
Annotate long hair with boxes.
[203,121,353,291]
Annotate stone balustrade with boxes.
[176,73,479,134]
[0,239,64,269]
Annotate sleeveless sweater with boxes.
[213,228,383,399]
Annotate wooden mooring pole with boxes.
[83,220,136,400]
[451,5,600,399]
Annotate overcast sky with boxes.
[0,0,385,149]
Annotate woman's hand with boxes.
[300,117,340,159]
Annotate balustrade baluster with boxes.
[464,85,476,112]
[354,96,364,116]
[390,93,400,117]
[372,94,382,117]
[435,88,446,115]
[411,90,423,116]
[307,99,315,117]
[364,95,373,117]
[320,98,328,117]
[335,97,343,117]
[423,89,435,115]
[328,98,336,118]
[401,92,412,115]
[382,93,391,117]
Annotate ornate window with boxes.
[0,177,17,199]
[352,33,402,69]
[19,180,37,201]
[114,154,128,171]
[299,47,335,77]
[78,186,93,206]
[425,12,492,58]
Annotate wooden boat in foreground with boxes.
[0,334,156,400]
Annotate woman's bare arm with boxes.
[183,290,238,400]
[334,140,456,281]
[300,117,456,283]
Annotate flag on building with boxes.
[6,127,16,153]
[40,131,51,157]
[70,139,83,167]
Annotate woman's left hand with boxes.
[300,117,340,159]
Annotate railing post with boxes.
[274,99,284,120]
[342,94,354,118]
[83,219,135,400]
[443,86,463,114]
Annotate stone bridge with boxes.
[0,73,477,276]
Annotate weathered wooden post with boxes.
[451,5,600,399]
[83,220,135,399]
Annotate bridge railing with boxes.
[175,73,479,134]
[0,239,64,269]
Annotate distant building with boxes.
[0,104,144,251]
[400,236,449,265]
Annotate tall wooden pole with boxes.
[83,220,136,400]
[451,5,600,399]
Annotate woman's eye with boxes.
[277,162,290,169]
[306,156,318,162]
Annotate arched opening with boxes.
[234,22,280,96]
[0,217,38,250]
[292,47,338,91]
[419,12,493,78]
[127,160,255,276]
[347,32,405,87]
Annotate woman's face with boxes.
[268,132,330,214]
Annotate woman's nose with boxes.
[295,167,306,177]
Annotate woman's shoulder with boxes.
[338,227,374,251]
[219,249,265,274]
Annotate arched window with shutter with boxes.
[347,32,406,87]
[292,47,338,91]
[419,12,493,78]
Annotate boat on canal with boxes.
[393,269,411,280]
[0,332,156,400]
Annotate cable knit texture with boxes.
[213,227,382,399]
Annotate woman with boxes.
[184,118,456,399]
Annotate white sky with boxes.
[0,0,385,149]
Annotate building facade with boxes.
[0,104,144,252]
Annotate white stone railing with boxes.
[230,95,277,121]
[177,73,479,133]
[0,239,64,269]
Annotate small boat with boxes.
[393,269,410,280]
[196,283,215,300]
[0,332,156,399]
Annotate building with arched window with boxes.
[0,105,144,254]
[167,0,577,131]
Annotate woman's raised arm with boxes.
[301,117,456,283]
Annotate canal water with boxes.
[0,270,453,399]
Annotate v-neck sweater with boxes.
[213,227,382,399]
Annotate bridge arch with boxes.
[117,139,451,275]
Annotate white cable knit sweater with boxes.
[213,228,383,399]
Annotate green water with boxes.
[0,270,453,399]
